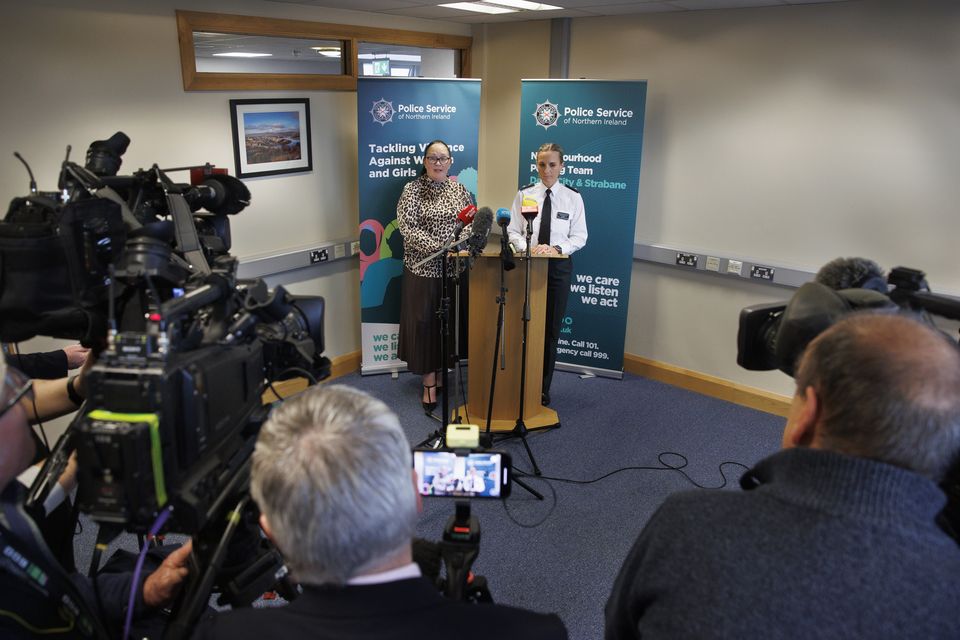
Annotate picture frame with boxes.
[229,98,312,178]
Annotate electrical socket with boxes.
[334,244,345,260]
[727,259,743,276]
[309,248,329,264]
[350,241,360,256]
[705,256,720,272]
[750,265,775,281]
[675,252,698,268]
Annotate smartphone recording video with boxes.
[414,450,511,499]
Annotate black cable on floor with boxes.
[509,451,751,497]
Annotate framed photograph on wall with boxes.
[230,98,312,178]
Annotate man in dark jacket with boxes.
[606,313,960,639]
[193,384,568,640]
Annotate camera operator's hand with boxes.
[22,354,97,423]
[143,540,193,609]
[63,344,91,370]
[58,451,78,494]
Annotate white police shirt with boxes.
[507,180,588,255]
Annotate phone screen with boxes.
[413,450,511,499]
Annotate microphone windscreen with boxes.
[496,207,511,225]
[468,207,494,254]
[815,257,886,292]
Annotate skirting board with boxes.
[267,350,791,418]
[623,354,792,418]
[330,351,363,381]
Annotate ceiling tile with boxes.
[267,0,849,23]
[670,0,785,9]
[268,0,426,9]
[570,2,685,14]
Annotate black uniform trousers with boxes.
[542,256,572,394]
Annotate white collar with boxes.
[347,562,422,586]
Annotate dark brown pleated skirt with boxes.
[398,268,444,375]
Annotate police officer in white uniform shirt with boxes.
[508,143,588,405]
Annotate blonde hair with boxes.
[536,142,565,163]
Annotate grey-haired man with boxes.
[194,384,567,639]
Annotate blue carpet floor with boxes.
[335,368,784,640]
[74,368,785,639]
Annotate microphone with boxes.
[452,204,477,239]
[467,207,494,256]
[520,197,538,222]
[814,257,887,293]
[495,208,515,271]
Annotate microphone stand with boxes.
[440,248,469,430]
[449,249,468,427]
[483,231,512,441]
[413,234,471,448]
[504,216,543,476]
[484,227,544,499]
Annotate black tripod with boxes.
[483,224,545,499]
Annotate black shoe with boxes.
[541,391,550,406]
[422,385,438,413]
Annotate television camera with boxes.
[737,262,960,376]
[735,258,960,539]
[0,132,330,634]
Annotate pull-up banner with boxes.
[357,78,481,374]
[518,79,647,377]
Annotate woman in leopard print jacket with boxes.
[396,140,473,412]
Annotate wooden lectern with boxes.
[458,249,563,431]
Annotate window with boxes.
[176,11,471,91]
[358,42,460,78]
[193,32,346,75]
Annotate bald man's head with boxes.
[794,313,960,479]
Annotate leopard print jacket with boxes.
[396,173,474,278]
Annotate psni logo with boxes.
[533,100,560,130]
[370,98,395,126]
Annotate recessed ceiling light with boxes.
[439,2,517,14]
[312,47,342,57]
[213,52,272,58]
[486,0,562,9]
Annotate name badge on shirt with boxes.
[557,211,570,220]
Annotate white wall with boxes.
[473,20,551,211]
[0,0,470,370]
[477,0,960,397]
[572,0,960,396]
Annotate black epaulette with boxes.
[519,182,537,191]
[564,183,580,193]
